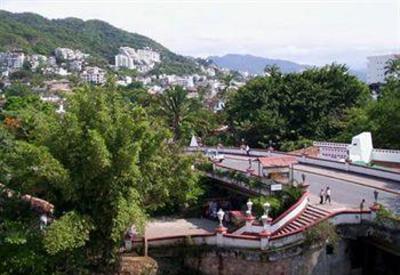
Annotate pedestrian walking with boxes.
[373,189,379,203]
[360,199,366,211]
[245,145,250,156]
[325,187,331,204]
[319,189,324,204]
[248,158,252,169]
[360,199,366,223]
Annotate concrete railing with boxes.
[299,156,400,182]
[372,149,400,163]
[136,210,373,251]
[233,192,310,235]
[313,141,349,148]
[187,146,400,182]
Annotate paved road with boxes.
[218,156,400,214]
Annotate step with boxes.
[302,212,320,221]
[305,209,329,219]
[293,218,309,227]
[292,220,306,228]
[286,223,300,231]
[307,205,331,215]
[298,216,314,224]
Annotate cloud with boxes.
[2,0,399,69]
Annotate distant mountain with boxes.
[0,10,199,75]
[209,54,309,74]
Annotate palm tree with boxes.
[158,86,193,141]
[384,57,400,77]
[264,64,281,77]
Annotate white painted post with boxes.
[260,231,271,250]
[245,200,255,232]
[216,209,227,247]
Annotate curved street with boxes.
[219,155,400,214]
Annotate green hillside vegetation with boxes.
[0,10,199,75]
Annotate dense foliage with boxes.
[0,86,202,273]
[155,86,219,143]
[0,10,199,75]
[225,64,369,150]
[252,186,303,218]
[337,58,400,149]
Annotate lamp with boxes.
[246,200,253,216]
[263,202,270,218]
[217,208,225,227]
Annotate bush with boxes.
[304,221,340,249]
[282,186,303,209]
[252,196,283,218]
[196,162,213,173]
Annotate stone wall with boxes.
[150,240,353,275]
[184,242,351,275]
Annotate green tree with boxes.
[224,64,369,149]
[0,86,201,273]
[157,86,217,143]
[339,62,400,149]
[4,82,34,97]
[384,57,400,77]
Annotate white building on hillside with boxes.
[0,51,25,72]
[54,48,89,61]
[81,66,106,85]
[367,54,399,84]
[115,47,160,73]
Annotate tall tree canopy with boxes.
[0,86,201,273]
[156,86,218,143]
[339,58,400,149]
[224,64,369,149]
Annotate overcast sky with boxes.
[1,0,399,69]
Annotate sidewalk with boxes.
[145,218,217,239]
[308,194,356,211]
[295,164,400,196]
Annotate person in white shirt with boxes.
[325,187,331,204]
[319,189,324,204]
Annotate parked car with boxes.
[206,149,224,162]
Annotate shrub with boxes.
[304,221,340,249]
[252,196,283,218]
[196,162,213,173]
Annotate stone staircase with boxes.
[273,205,331,237]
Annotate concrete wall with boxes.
[349,132,373,163]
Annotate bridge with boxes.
[124,146,400,259]
[188,146,400,214]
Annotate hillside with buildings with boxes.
[0,10,199,75]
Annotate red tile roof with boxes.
[258,156,298,168]
[290,146,320,157]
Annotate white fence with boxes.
[372,149,400,163]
